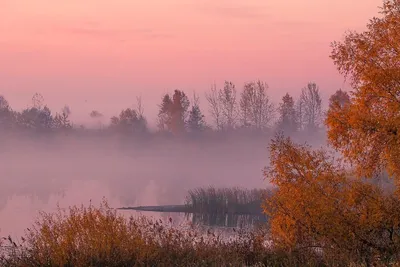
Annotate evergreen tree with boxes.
[188,94,206,133]
[277,93,297,134]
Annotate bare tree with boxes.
[135,96,144,118]
[205,83,223,130]
[239,80,275,130]
[134,95,147,133]
[53,105,72,130]
[295,98,305,131]
[298,82,323,131]
[205,81,239,131]
[219,81,238,130]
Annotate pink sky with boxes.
[0,0,383,125]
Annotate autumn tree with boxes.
[239,80,275,130]
[276,93,297,133]
[326,0,400,183]
[297,82,323,131]
[157,90,190,134]
[264,134,400,265]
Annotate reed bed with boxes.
[185,186,269,215]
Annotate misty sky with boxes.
[0,0,382,125]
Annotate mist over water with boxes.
[0,132,281,238]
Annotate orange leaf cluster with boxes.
[264,135,400,263]
[327,0,400,183]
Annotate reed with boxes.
[185,186,269,215]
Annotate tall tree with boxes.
[219,81,238,130]
[239,80,275,130]
[53,105,72,130]
[157,90,189,134]
[205,83,223,131]
[264,134,400,264]
[277,93,297,133]
[298,82,323,131]
[205,81,238,131]
[327,0,400,182]
[157,94,173,132]
[0,95,15,130]
[32,93,44,110]
[187,93,206,133]
[328,89,350,110]
[132,95,148,133]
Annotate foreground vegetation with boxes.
[0,200,312,267]
[0,199,375,267]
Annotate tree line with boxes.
[0,81,331,137]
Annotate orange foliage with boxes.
[327,0,400,183]
[263,134,400,263]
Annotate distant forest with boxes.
[0,81,337,138]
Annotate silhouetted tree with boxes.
[187,93,206,133]
[239,80,275,130]
[134,96,148,134]
[0,95,9,110]
[0,95,15,130]
[110,108,147,135]
[205,81,238,131]
[53,106,72,130]
[32,93,44,110]
[157,94,173,132]
[219,81,238,130]
[17,106,53,132]
[157,90,190,134]
[277,93,297,133]
[298,82,323,131]
[328,89,350,109]
[205,83,223,130]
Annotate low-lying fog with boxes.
[0,132,326,238]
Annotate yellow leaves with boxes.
[263,135,400,262]
[327,1,400,183]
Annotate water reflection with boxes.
[188,213,267,228]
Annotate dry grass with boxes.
[0,198,334,267]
